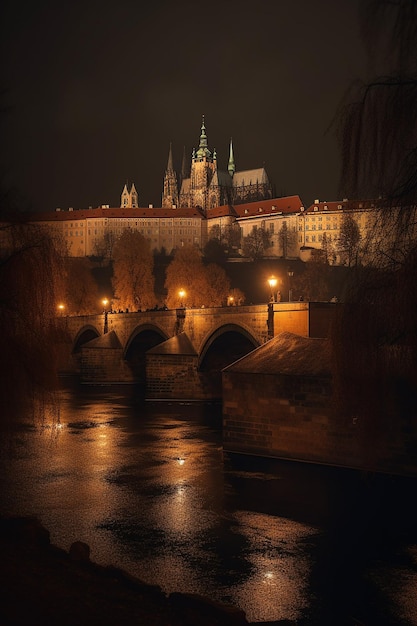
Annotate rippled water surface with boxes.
[1,383,417,625]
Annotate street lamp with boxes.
[102,298,109,334]
[228,295,234,306]
[287,270,294,302]
[268,276,278,303]
[57,303,65,316]
[178,289,186,308]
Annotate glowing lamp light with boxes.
[268,277,278,290]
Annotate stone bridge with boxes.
[59,302,336,400]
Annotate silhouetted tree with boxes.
[278,221,296,258]
[333,0,417,430]
[321,232,336,265]
[295,251,331,301]
[338,214,361,266]
[208,224,221,241]
[222,223,242,253]
[242,226,272,260]
[205,222,241,259]
[203,238,227,265]
[63,258,101,315]
[0,221,67,424]
[93,228,118,263]
[338,0,417,211]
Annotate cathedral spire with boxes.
[196,115,212,160]
[199,115,207,149]
[162,142,179,208]
[228,137,235,177]
[167,142,174,171]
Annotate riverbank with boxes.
[0,516,294,626]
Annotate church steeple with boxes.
[228,138,235,177]
[130,182,138,207]
[162,142,179,208]
[121,181,138,207]
[167,142,174,170]
[195,115,212,161]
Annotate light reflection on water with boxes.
[1,384,417,625]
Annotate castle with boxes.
[123,116,273,212]
[22,117,383,265]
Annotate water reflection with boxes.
[1,385,417,625]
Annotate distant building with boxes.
[297,198,378,264]
[27,196,381,264]
[17,117,386,263]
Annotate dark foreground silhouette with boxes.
[0,516,281,626]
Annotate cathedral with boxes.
[161,117,273,211]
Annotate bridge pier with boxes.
[146,333,219,400]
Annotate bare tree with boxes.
[321,232,336,265]
[223,223,241,253]
[93,228,118,262]
[112,230,155,311]
[205,222,241,259]
[278,221,296,258]
[242,226,272,260]
[338,214,361,266]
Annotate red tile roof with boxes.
[207,205,237,218]
[29,206,207,222]
[234,196,304,218]
[304,199,376,213]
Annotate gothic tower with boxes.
[161,143,179,208]
[121,182,138,208]
[228,138,235,177]
[188,116,218,210]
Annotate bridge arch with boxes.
[72,325,101,354]
[124,323,170,380]
[198,323,260,371]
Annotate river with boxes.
[1,382,416,625]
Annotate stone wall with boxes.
[222,369,417,476]
[81,347,134,383]
[146,353,218,400]
[222,332,417,476]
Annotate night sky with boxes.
[1,0,367,213]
